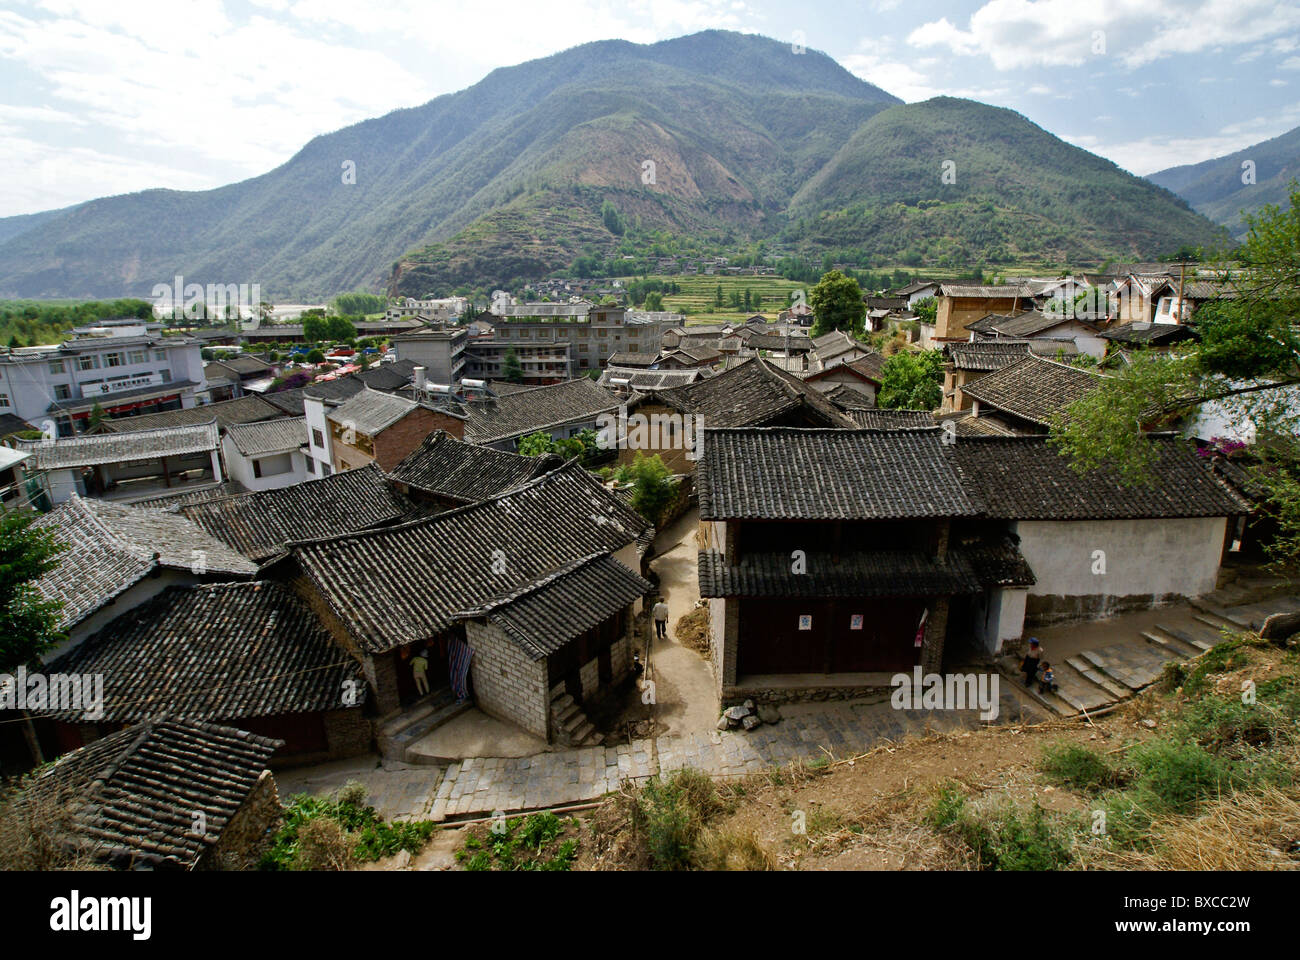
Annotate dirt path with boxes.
[645,506,718,736]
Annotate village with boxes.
[0,252,1294,875]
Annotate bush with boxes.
[454,812,580,871]
[632,769,720,870]
[927,782,1077,870]
[260,785,433,870]
[1039,742,1124,794]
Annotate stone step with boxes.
[1190,600,1253,631]
[1065,656,1131,701]
[551,692,575,711]
[553,702,580,726]
[392,699,475,762]
[1192,614,1237,638]
[1140,629,1195,659]
[1079,649,1145,691]
[1156,623,1215,653]
[571,720,595,743]
[996,664,1077,717]
[378,689,452,739]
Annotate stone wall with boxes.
[920,597,949,675]
[201,769,281,871]
[464,620,549,739]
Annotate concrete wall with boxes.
[972,586,1028,655]
[464,620,550,739]
[1015,516,1228,623]
[222,436,307,492]
[303,397,333,476]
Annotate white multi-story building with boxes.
[0,319,206,436]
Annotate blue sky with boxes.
[1,0,1297,216]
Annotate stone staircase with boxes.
[378,688,474,763]
[550,690,604,747]
[999,603,1248,719]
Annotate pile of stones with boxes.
[716,700,781,731]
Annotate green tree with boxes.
[0,512,66,672]
[810,270,865,337]
[1052,182,1300,565]
[502,348,524,383]
[326,316,356,342]
[306,348,326,364]
[644,291,664,312]
[87,402,105,429]
[878,349,944,410]
[621,452,677,524]
[516,431,554,457]
[714,284,725,308]
[913,297,938,323]
[303,316,329,342]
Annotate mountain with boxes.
[0,31,1224,300]
[1148,125,1300,236]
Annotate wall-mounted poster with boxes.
[798,614,812,631]
[850,614,863,631]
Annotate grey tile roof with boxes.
[939,284,1032,299]
[608,352,661,367]
[389,430,552,503]
[0,412,36,437]
[262,387,307,415]
[976,310,1092,339]
[18,422,220,469]
[44,581,366,724]
[849,409,938,430]
[131,481,247,509]
[698,427,977,521]
[1100,321,1198,345]
[698,550,981,598]
[302,376,366,403]
[180,462,409,562]
[822,383,876,410]
[327,387,419,436]
[952,534,1037,588]
[949,412,1032,436]
[948,435,1252,520]
[961,356,1103,427]
[22,718,281,870]
[292,462,649,653]
[99,394,283,433]
[945,340,1033,371]
[48,380,202,415]
[34,495,258,632]
[224,417,307,457]
[599,367,708,392]
[652,358,856,429]
[463,378,619,445]
[457,554,651,660]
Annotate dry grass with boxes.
[292,817,356,871]
[674,607,711,660]
[0,788,106,871]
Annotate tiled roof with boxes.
[653,358,855,429]
[35,496,257,631]
[355,359,418,392]
[946,340,1033,371]
[211,355,272,376]
[22,718,281,870]
[939,284,1032,299]
[457,554,650,660]
[100,394,282,433]
[48,380,202,415]
[822,383,876,410]
[303,376,366,404]
[949,412,1032,436]
[599,367,708,391]
[978,310,1085,338]
[462,378,618,445]
[698,550,981,598]
[952,534,1037,588]
[608,352,661,367]
[18,422,219,469]
[747,332,813,352]
[180,462,409,562]
[0,412,36,437]
[1100,322,1198,345]
[698,427,976,521]
[389,430,552,503]
[849,409,937,430]
[484,380,537,396]
[262,387,307,415]
[948,435,1252,520]
[292,462,648,653]
[44,581,365,724]
[842,352,886,383]
[961,356,1103,427]
[132,481,246,509]
[224,417,307,457]
[327,387,419,436]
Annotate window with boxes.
[312,428,325,448]
[54,384,71,400]
[104,352,122,367]
[48,360,65,375]
[78,355,99,371]
[128,350,146,364]
[0,393,8,409]
[305,458,315,474]
[154,350,166,361]
[321,463,332,476]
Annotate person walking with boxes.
[652,598,670,640]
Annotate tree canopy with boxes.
[878,349,944,410]
[0,512,66,671]
[810,270,865,337]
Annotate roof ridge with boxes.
[454,551,611,617]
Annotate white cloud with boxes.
[909,0,1300,71]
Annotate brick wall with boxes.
[375,409,460,471]
[464,620,549,739]
[323,707,373,758]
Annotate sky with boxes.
[1,0,1298,217]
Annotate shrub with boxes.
[1039,742,1124,794]
[927,782,1077,870]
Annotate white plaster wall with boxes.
[223,438,308,493]
[303,397,333,475]
[1015,517,1227,599]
